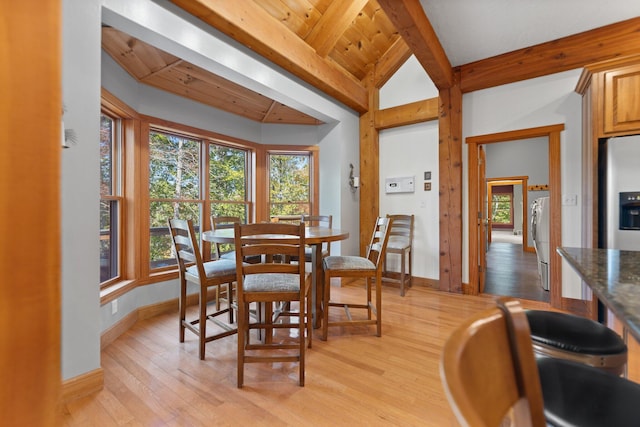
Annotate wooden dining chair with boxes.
[298,214,333,262]
[210,216,241,261]
[167,218,238,360]
[441,298,640,427]
[268,215,303,263]
[233,222,312,388]
[383,214,414,296]
[269,214,303,224]
[210,215,261,264]
[321,216,393,341]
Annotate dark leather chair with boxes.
[526,309,627,375]
[441,298,640,427]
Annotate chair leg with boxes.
[322,271,330,341]
[299,293,306,386]
[227,282,234,324]
[375,272,382,337]
[407,248,412,289]
[306,279,313,349]
[237,301,246,388]
[199,286,207,360]
[366,277,372,320]
[264,303,274,344]
[400,251,406,297]
[179,277,187,343]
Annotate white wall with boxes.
[62,0,102,380]
[379,56,440,280]
[380,122,440,279]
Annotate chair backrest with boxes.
[302,215,333,255]
[440,299,546,427]
[211,216,241,231]
[210,216,242,257]
[301,215,332,228]
[386,214,414,248]
[168,218,205,277]
[365,216,393,269]
[233,222,306,295]
[270,214,303,224]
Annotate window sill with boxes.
[100,270,180,306]
[100,280,137,306]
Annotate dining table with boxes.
[202,225,349,329]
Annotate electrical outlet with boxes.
[111,299,118,315]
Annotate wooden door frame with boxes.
[2,1,61,423]
[467,124,564,309]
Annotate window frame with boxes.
[99,110,123,287]
[100,89,140,302]
[264,146,319,221]
[142,118,261,275]
[147,127,204,273]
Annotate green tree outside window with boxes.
[491,193,513,225]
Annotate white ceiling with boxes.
[419,0,640,66]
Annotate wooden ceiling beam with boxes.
[459,17,640,93]
[373,37,412,89]
[170,0,369,113]
[374,97,439,130]
[377,0,453,89]
[305,0,369,58]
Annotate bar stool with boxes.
[383,214,414,296]
[526,309,627,375]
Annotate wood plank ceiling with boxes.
[105,1,640,124]
[101,26,323,125]
[102,0,410,123]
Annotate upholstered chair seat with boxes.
[526,310,627,375]
[538,357,640,426]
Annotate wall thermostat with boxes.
[385,176,415,193]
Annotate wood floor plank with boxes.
[63,285,557,426]
[485,241,549,302]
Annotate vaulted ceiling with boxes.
[102,0,640,124]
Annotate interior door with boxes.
[478,146,487,293]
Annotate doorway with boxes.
[484,177,548,302]
[466,124,565,308]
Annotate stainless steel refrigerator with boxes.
[606,135,640,251]
[531,196,550,290]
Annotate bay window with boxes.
[99,91,318,299]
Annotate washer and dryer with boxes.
[531,196,550,291]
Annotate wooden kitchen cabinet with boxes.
[577,55,640,138]
[603,63,640,134]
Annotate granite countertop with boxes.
[558,247,640,341]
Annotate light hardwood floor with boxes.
[61,283,553,426]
